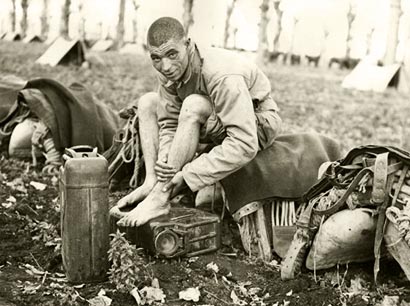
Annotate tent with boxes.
[91,39,114,52]
[23,34,43,44]
[342,60,401,92]
[3,32,21,41]
[36,37,86,66]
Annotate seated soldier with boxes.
[117,17,282,227]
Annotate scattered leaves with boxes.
[29,181,47,191]
[179,287,201,302]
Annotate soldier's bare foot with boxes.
[117,184,170,227]
[117,180,156,209]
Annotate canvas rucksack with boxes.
[281,145,410,284]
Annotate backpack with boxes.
[281,145,410,284]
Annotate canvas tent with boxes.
[3,32,21,41]
[342,61,401,92]
[36,37,85,66]
[23,34,43,44]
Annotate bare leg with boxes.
[117,92,159,208]
[118,94,212,226]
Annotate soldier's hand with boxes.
[163,171,185,192]
[155,158,177,182]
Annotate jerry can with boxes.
[60,145,109,283]
[110,206,221,258]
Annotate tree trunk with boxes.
[346,2,356,58]
[384,0,402,65]
[223,0,237,48]
[78,0,86,40]
[273,0,282,51]
[20,0,29,37]
[40,0,49,38]
[183,0,194,35]
[60,0,71,38]
[11,0,16,32]
[257,0,270,64]
[233,27,238,49]
[115,0,126,49]
[132,0,139,43]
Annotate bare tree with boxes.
[11,0,16,32]
[77,0,86,40]
[273,0,282,51]
[384,0,402,64]
[132,0,140,43]
[345,1,356,58]
[233,27,238,49]
[223,0,237,48]
[183,0,194,34]
[20,0,29,37]
[40,0,49,38]
[60,0,71,38]
[257,0,271,63]
[115,0,126,49]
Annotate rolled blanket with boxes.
[221,133,342,213]
[1,78,120,154]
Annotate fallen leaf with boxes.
[179,287,201,302]
[140,286,166,305]
[248,287,261,296]
[22,282,41,295]
[1,202,13,209]
[151,278,160,289]
[30,181,47,191]
[6,178,27,194]
[230,290,247,305]
[283,300,290,306]
[50,282,64,289]
[51,176,59,186]
[6,196,16,203]
[206,262,219,273]
[188,256,199,263]
[130,288,142,305]
[286,289,293,296]
[88,296,112,306]
[73,284,85,289]
[379,295,399,306]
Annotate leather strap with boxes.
[232,201,262,223]
[373,174,395,284]
[314,161,402,216]
[371,153,388,205]
[313,167,373,216]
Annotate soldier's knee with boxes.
[180,94,212,124]
[138,92,159,117]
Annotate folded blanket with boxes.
[1,78,120,153]
[0,75,26,121]
[220,133,341,213]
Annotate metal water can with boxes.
[59,145,109,283]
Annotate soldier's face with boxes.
[148,38,189,82]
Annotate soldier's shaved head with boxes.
[147,17,186,47]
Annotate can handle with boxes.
[64,145,98,159]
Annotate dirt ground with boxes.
[1,40,410,306]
